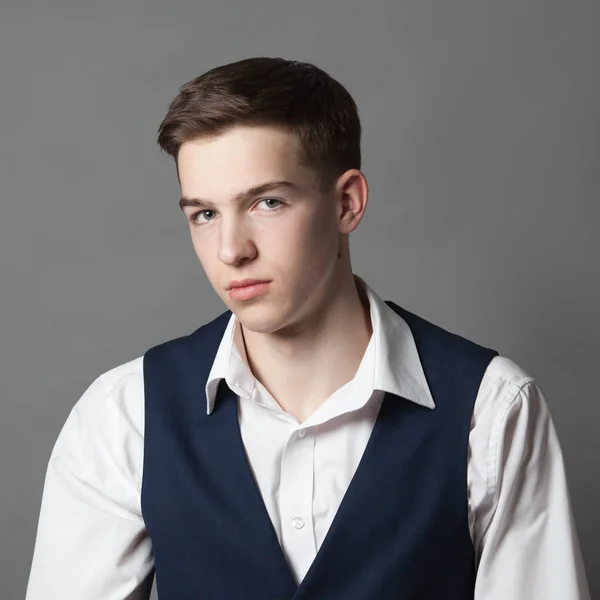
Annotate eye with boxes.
[190,209,216,225]
[188,197,284,226]
[258,198,283,210]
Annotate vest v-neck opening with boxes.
[225,379,393,593]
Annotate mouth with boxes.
[227,279,271,291]
[227,280,272,301]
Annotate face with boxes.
[177,125,361,336]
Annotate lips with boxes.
[227,279,270,290]
[227,280,271,301]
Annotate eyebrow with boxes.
[179,180,299,211]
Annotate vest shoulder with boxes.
[145,309,232,356]
[385,300,498,357]
[142,310,230,387]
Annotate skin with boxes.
[177,124,372,423]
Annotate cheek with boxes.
[305,208,339,253]
[283,209,337,254]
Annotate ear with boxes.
[335,169,369,234]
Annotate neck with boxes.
[235,272,373,423]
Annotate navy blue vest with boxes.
[141,301,498,599]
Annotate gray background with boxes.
[1,0,598,598]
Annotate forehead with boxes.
[177,125,314,199]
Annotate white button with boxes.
[298,429,306,438]
[292,517,305,529]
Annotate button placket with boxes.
[279,429,317,583]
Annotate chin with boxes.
[231,304,289,335]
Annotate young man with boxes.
[26,57,590,599]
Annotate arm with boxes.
[25,374,154,599]
[473,379,591,599]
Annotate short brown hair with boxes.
[156,57,361,193]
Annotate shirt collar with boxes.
[204,274,435,414]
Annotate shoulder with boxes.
[72,355,146,433]
[472,355,554,495]
[475,354,540,429]
[482,355,534,388]
[52,356,146,478]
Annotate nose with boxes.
[217,218,257,266]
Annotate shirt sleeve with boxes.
[473,378,591,599]
[25,372,154,600]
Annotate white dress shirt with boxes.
[26,275,591,599]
